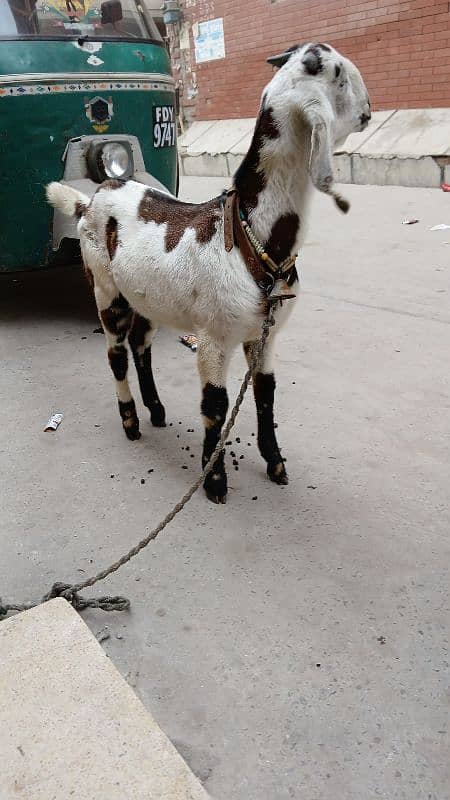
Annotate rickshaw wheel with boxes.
[48,238,81,267]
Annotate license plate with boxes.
[153,105,176,148]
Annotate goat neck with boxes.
[233,104,311,266]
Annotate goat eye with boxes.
[335,64,341,78]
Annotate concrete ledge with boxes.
[178,108,450,187]
[182,153,230,177]
[0,600,210,800]
[351,154,442,188]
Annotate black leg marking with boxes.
[101,294,139,439]
[108,346,128,382]
[129,314,166,427]
[201,383,229,504]
[118,399,141,441]
[253,372,288,485]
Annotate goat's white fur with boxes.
[46,182,88,217]
[47,42,370,502]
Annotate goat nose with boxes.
[361,112,371,125]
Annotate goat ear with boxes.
[309,118,350,213]
[267,44,299,68]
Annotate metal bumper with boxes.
[52,135,170,250]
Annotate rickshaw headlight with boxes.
[87,140,134,182]
[101,143,131,179]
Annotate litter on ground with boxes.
[43,413,64,432]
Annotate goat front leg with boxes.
[244,337,288,485]
[197,335,230,504]
[95,283,140,440]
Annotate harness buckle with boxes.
[268,277,297,301]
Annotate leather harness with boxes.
[223,189,297,300]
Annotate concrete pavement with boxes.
[1,179,449,799]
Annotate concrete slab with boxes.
[358,108,450,158]
[0,599,210,800]
[333,153,352,184]
[336,110,396,155]
[183,153,230,178]
[226,152,244,176]
[352,153,442,188]
[184,118,255,156]
[443,162,450,186]
[229,127,255,156]
[177,120,218,154]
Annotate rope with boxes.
[0,304,278,622]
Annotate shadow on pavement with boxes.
[0,264,97,325]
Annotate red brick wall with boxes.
[173,0,450,120]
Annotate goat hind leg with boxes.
[129,313,166,427]
[243,339,288,485]
[95,284,141,440]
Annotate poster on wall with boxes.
[193,17,225,63]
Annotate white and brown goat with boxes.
[47,43,371,504]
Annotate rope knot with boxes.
[42,582,76,604]
[42,583,130,613]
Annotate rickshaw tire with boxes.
[48,238,82,267]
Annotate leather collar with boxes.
[224,189,297,297]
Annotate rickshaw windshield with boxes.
[0,0,162,41]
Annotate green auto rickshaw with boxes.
[0,0,178,271]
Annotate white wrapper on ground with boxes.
[44,413,64,431]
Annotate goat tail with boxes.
[46,182,90,219]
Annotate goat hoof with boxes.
[204,470,227,504]
[150,403,166,427]
[267,460,289,485]
[205,489,227,505]
[124,424,141,441]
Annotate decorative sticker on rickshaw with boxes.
[38,0,97,22]
[0,81,173,98]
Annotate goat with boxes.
[47,42,371,504]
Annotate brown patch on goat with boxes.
[138,190,224,252]
[83,265,94,289]
[100,294,132,342]
[106,216,118,259]
[233,106,279,213]
[75,201,86,219]
[243,342,253,360]
[265,213,300,264]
